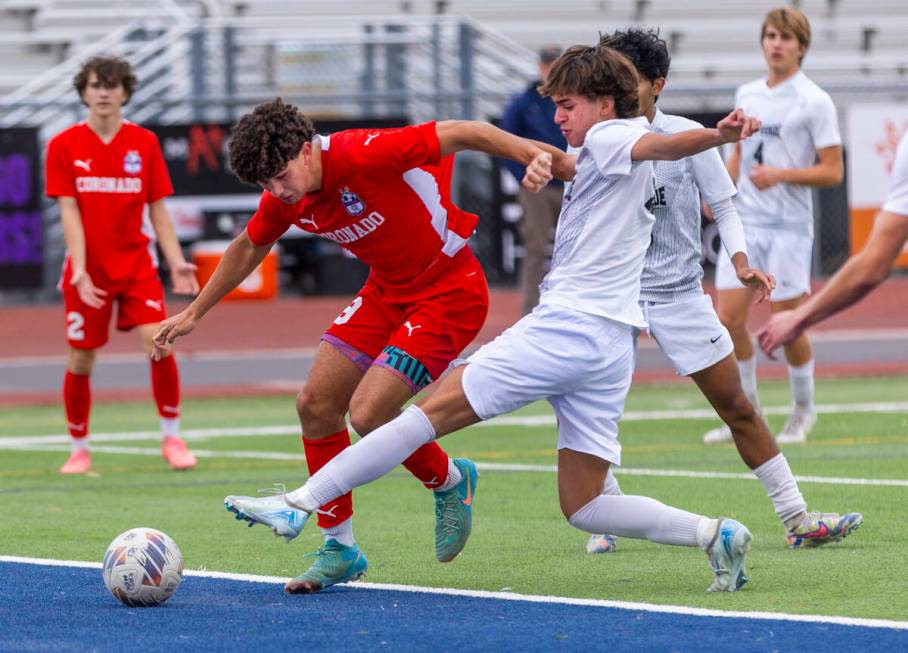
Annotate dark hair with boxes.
[538,45,639,119]
[599,28,671,83]
[228,98,315,185]
[73,56,137,104]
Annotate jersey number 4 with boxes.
[753,141,764,165]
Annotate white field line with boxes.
[6,445,908,488]
[0,555,906,631]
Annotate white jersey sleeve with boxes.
[807,92,841,150]
[883,132,908,217]
[690,145,736,205]
[586,120,647,178]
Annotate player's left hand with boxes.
[749,164,781,190]
[170,261,200,295]
[756,310,803,360]
[736,265,775,303]
[717,109,761,143]
[522,152,553,192]
[151,309,197,361]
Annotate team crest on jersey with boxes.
[340,187,366,216]
[123,150,142,174]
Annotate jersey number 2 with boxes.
[334,297,363,325]
[66,311,86,341]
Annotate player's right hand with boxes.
[717,109,761,143]
[151,310,197,361]
[70,269,108,309]
[522,152,553,192]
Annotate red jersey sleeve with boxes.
[146,134,174,203]
[45,134,76,198]
[339,121,441,174]
[246,191,294,245]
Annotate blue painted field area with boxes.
[1,561,905,652]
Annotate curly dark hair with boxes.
[73,56,137,105]
[599,28,671,83]
[228,98,315,185]
[538,45,639,119]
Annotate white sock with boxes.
[287,405,436,512]
[788,359,815,412]
[602,468,622,496]
[434,458,463,493]
[753,453,808,529]
[321,517,355,548]
[71,437,89,452]
[160,416,180,438]
[737,355,761,412]
[568,494,710,548]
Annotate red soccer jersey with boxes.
[45,121,174,284]
[245,121,479,299]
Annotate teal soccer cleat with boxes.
[706,518,753,592]
[787,511,863,549]
[284,539,368,594]
[434,458,478,562]
[224,492,309,543]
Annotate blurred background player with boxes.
[706,7,844,445]
[45,56,199,475]
[500,45,567,315]
[587,28,861,555]
[758,131,908,355]
[153,99,560,594]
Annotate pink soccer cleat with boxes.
[60,449,92,474]
[162,436,197,470]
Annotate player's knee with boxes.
[348,402,392,437]
[68,348,96,375]
[296,388,343,437]
[723,391,759,426]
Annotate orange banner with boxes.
[849,207,908,268]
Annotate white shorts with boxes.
[461,303,635,465]
[642,294,734,377]
[715,227,812,302]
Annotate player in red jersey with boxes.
[45,56,200,475]
[152,98,560,593]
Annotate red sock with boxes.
[151,355,180,418]
[302,429,353,528]
[63,371,90,439]
[403,441,450,489]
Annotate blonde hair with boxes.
[762,6,811,62]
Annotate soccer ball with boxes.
[102,527,183,607]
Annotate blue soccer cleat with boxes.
[434,458,478,562]
[706,518,753,592]
[224,491,309,543]
[787,511,863,549]
[284,539,368,594]
[586,533,618,554]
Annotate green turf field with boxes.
[2,376,907,620]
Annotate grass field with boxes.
[2,376,907,621]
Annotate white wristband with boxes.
[710,197,748,259]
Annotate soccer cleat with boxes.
[786,511,863,548]
[59,449,92,474]
[776,409,817,444]
[162,436,197,470]
[284,539,368,594]
[434,458,478,562]
[706,518,753,592]
[586,533,618,554]
[224,492,309,542]
[702,424,733,445]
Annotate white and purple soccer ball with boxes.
[102,527,183,607]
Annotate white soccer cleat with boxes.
[706,518,752,592]
[224,492,309,542]
[776,409,817,444]
[586,533,618,554]
[702,424,733,445]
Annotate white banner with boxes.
[846,104,908,208]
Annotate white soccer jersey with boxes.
[640,109,737,303]
[883,132,908,218]
[539,117,654,328]
[733,71,840,236]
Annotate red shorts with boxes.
[324,248,489,392]
[61,264,167,349]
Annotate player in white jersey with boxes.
[758,131,908,354]
[709,7,845,445]
[583,28,862,556]
[222,45,765,592]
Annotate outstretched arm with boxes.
[632,109,760,162]
[436,120,573,182]
[757,211,908,357]
[149,199,200,296]
[151,229,273,360]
